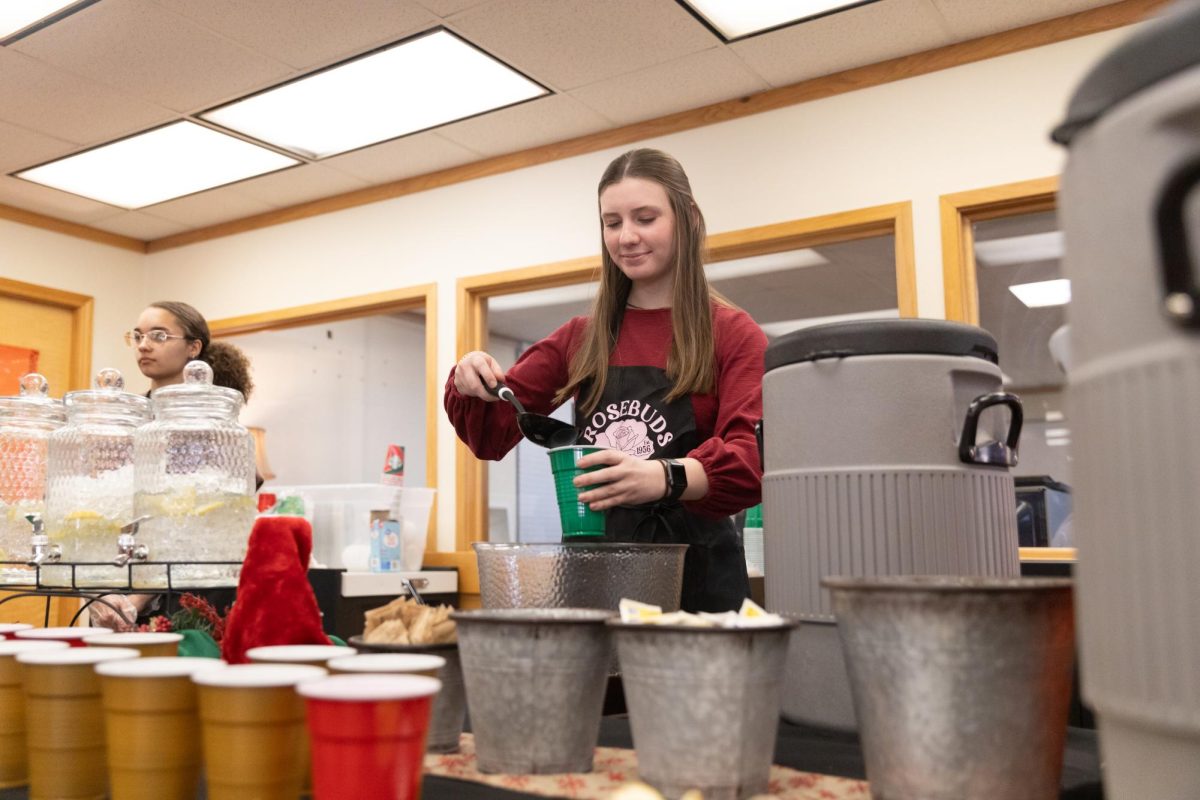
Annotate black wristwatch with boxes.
[662,458,687,502]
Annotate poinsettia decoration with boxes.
[138,593,228,642]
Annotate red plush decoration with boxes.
[221,515,331,664]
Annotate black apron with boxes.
[575,366,750,613]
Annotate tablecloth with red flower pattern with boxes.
[425,735,871,799]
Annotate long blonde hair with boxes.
[555,149,717,413]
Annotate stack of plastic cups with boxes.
[192,664,327,800]
[298,674,441,800]
[17,646,141,799]
[96,657,227,800]
[547,445,607,540]
[0,640,67,790]
[0,624,31,640]
[85,631,183,657]
[14,626,104,648]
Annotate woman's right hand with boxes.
[454,351,506,401]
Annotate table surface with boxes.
[0,716,1104,800]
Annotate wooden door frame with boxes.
[454,202,918,564]
[0,276,93,391]
[941,176,1059,325]
[939,176,1074,562]
[209,284,440,550]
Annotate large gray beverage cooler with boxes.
[1053,2,1200,796]
[761,319,1022,729]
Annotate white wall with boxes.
[224,314,426,487]
[1,27,1130,549]
[0,220,147,394]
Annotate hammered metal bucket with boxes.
[609,618,797,800]
[473,543,687,610]
[825,576,1075,800]
[452,608,614,774]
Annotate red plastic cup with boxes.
[298,674,441,800]
[0,624,31,640]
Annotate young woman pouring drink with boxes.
[446,149,766,612]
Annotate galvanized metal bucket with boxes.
[452,608,613,774]
[610,618,798,800]
[825,576,1075,800]
[473,542,687,611]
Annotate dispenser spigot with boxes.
[112,515,151,567]
[24,513,61,567]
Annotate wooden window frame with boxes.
[939,176,1075,563]
[208,284,439,551]
[450,203,917,589]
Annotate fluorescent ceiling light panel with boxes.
[0,0,93,41]
[202,29,547,159]
[16,121,299,209]
[1009,278,1071,308]
[706,249,828,281]
[681,0,866,40]
[975,231,1064,267]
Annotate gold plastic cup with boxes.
[85,632,183,658]
[17,647,141,800]
[327,653,446,678]
[97,657,227,800]
[193,664,327,800]
[0,641,69,789]
[246,645,351,669]
[245,646,349,793]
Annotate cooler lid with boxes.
[1052,1,1200,145]
[764,319,998,372]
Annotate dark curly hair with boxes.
[149,301,254,401]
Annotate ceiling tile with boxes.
[87,211,190,240]
[731,0,954,87]
[571,46,770,126]
[0,175,120,224]
[929,0,1115,40]
[321,131,480,184]
[0,49,174,145]
[139,187,278,227]
[12,0,294,113]
[447,0,717,90]
[228,164,372,208]
[413,0,493,16]
[0,119,76,174]
[152,0,438,70]
[438,94,611,157]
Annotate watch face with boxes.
[667,459,687,500]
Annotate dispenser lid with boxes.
[0,373,65,423]
[764,319,998,373]
[1052,1,1200,145]
[63,367,151,417]
[151,360,243,405]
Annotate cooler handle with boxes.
[1156,155,1200,327]
[958,392,1023,467]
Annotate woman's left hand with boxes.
[574,449,667,510]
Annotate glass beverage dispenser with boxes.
[0,374,65,583]
[134,361,256,587]
[43,368,151,587]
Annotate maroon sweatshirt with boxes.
[444,303,767,518]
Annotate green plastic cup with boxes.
[548,445,608,540]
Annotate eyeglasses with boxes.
[124,330,189,348]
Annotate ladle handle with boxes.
[486,381,526,414]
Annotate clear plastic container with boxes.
[43,368,150,587]
[134,361,255,587]
[0,374,65,582]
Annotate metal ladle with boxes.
[487,381,578,448]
